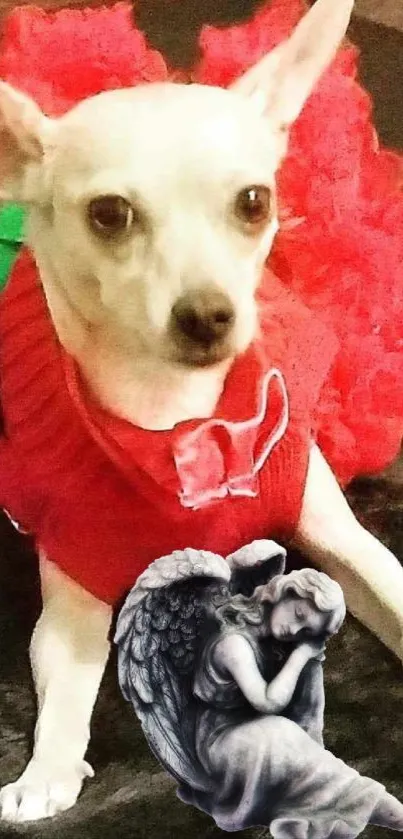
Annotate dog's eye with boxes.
[234,186,272,229]
[88,195,134,235]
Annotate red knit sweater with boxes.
[0,250,337,604]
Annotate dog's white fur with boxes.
[1,0,403,823]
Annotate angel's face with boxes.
[269,595,326,642]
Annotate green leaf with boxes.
[0,204,26,292]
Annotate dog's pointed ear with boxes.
[230,0,354,132]
[0,82,55,202]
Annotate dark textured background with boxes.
[0,2,403,837]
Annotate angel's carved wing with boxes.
[227,539,286,596]
[115,548,230,789]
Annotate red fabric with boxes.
[0,251,335,602]
[0,0,402,598]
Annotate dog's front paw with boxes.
[0,757,94,822]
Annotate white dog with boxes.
[0,0,402,824]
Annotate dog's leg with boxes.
[0,554,112,822]
[294,444,403,662]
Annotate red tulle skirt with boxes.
[0,0,402,486]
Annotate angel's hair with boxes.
[261,568,346,637]
[214,593,264,630]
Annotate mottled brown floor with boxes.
[0,2,403,838]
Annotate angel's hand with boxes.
[298,639,326,663]
[260,641,325,714]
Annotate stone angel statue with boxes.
[115,541,403,838]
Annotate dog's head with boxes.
[0,0,353,369]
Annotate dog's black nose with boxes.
[171,289,235,346]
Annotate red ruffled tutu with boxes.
[0,0,402,487]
